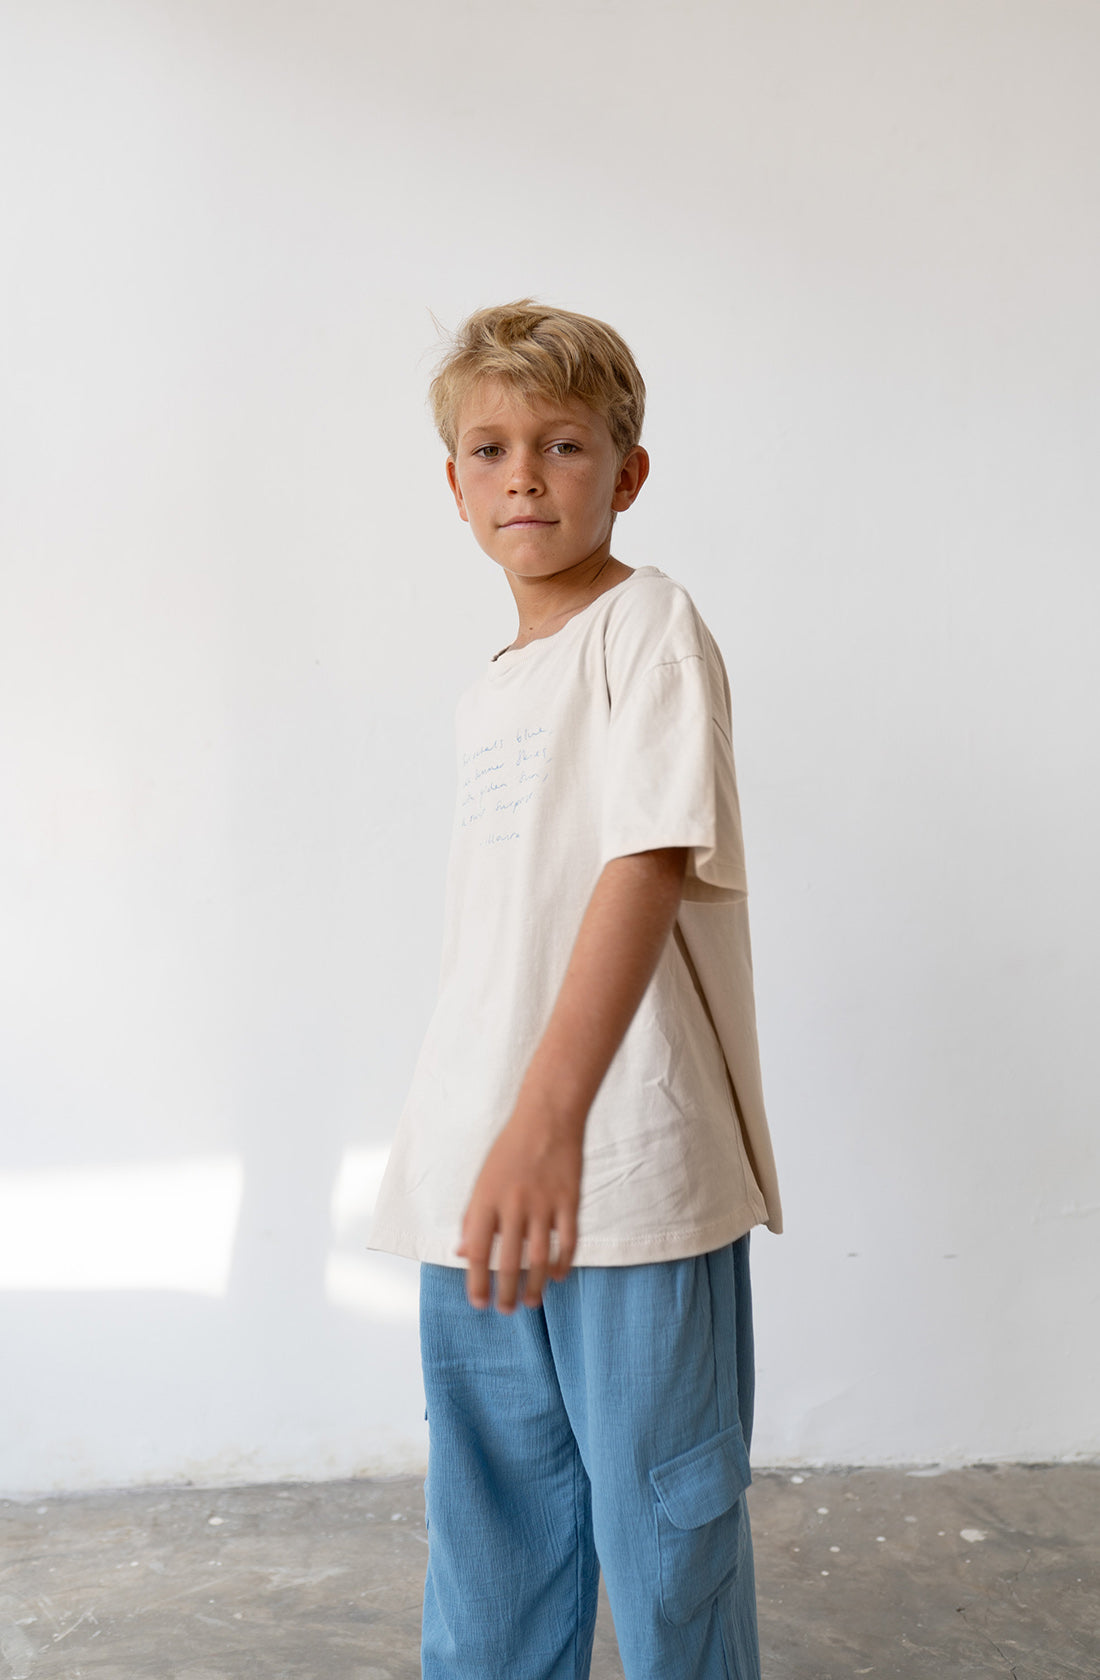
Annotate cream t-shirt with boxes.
[368,566,783,1267]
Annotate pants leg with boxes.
[542,1237,760,1680]
[418,1237,760,1680]
[419,1262,600,1680]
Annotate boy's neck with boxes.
[502,556,635,653]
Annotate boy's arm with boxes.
[457,844,689,1313]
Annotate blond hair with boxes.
[429,299,646,462]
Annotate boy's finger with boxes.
[523,1259,548,1307]
[550,1206,578,1280]
[495,1217,525,1314]
[495,1263,521,1313]
[465,1255,492,1310]
[459,1210,497,1309]
[523,1219,551,1307]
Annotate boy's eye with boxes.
[471,441,578,459]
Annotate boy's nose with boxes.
[507,450,544,493]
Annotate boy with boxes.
[369,300,782,1680]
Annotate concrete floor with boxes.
[1,1466,1096,1680]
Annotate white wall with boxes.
[1,0,1097,1492]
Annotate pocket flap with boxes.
[649,1423,752,1530]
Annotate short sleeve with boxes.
[598,644,749,906]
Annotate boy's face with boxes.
[446,380,648,584]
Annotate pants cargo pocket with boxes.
[649,1422,752,1627]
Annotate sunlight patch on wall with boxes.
[324,1144,419,1322]
[0,1156,244,1293]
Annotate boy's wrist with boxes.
[511,1072,590,1143]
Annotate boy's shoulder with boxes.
[608,564,696,616]
[602,566,716,673]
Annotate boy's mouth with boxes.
[501,518,557,528]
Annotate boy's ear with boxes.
[611,445,650,514]
[445,456,469,523]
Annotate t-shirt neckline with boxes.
[487,566,660,667]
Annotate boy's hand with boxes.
[456,1101,583,1313]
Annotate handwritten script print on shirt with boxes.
[460,723,554,847]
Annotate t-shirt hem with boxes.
[366,1199,768,1269]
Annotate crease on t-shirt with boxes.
[711,710,733,750]
[672,916,769,1212]
[671,919,729,1069]
[645,653,705,672]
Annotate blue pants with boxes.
[419,1236,760,1680]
